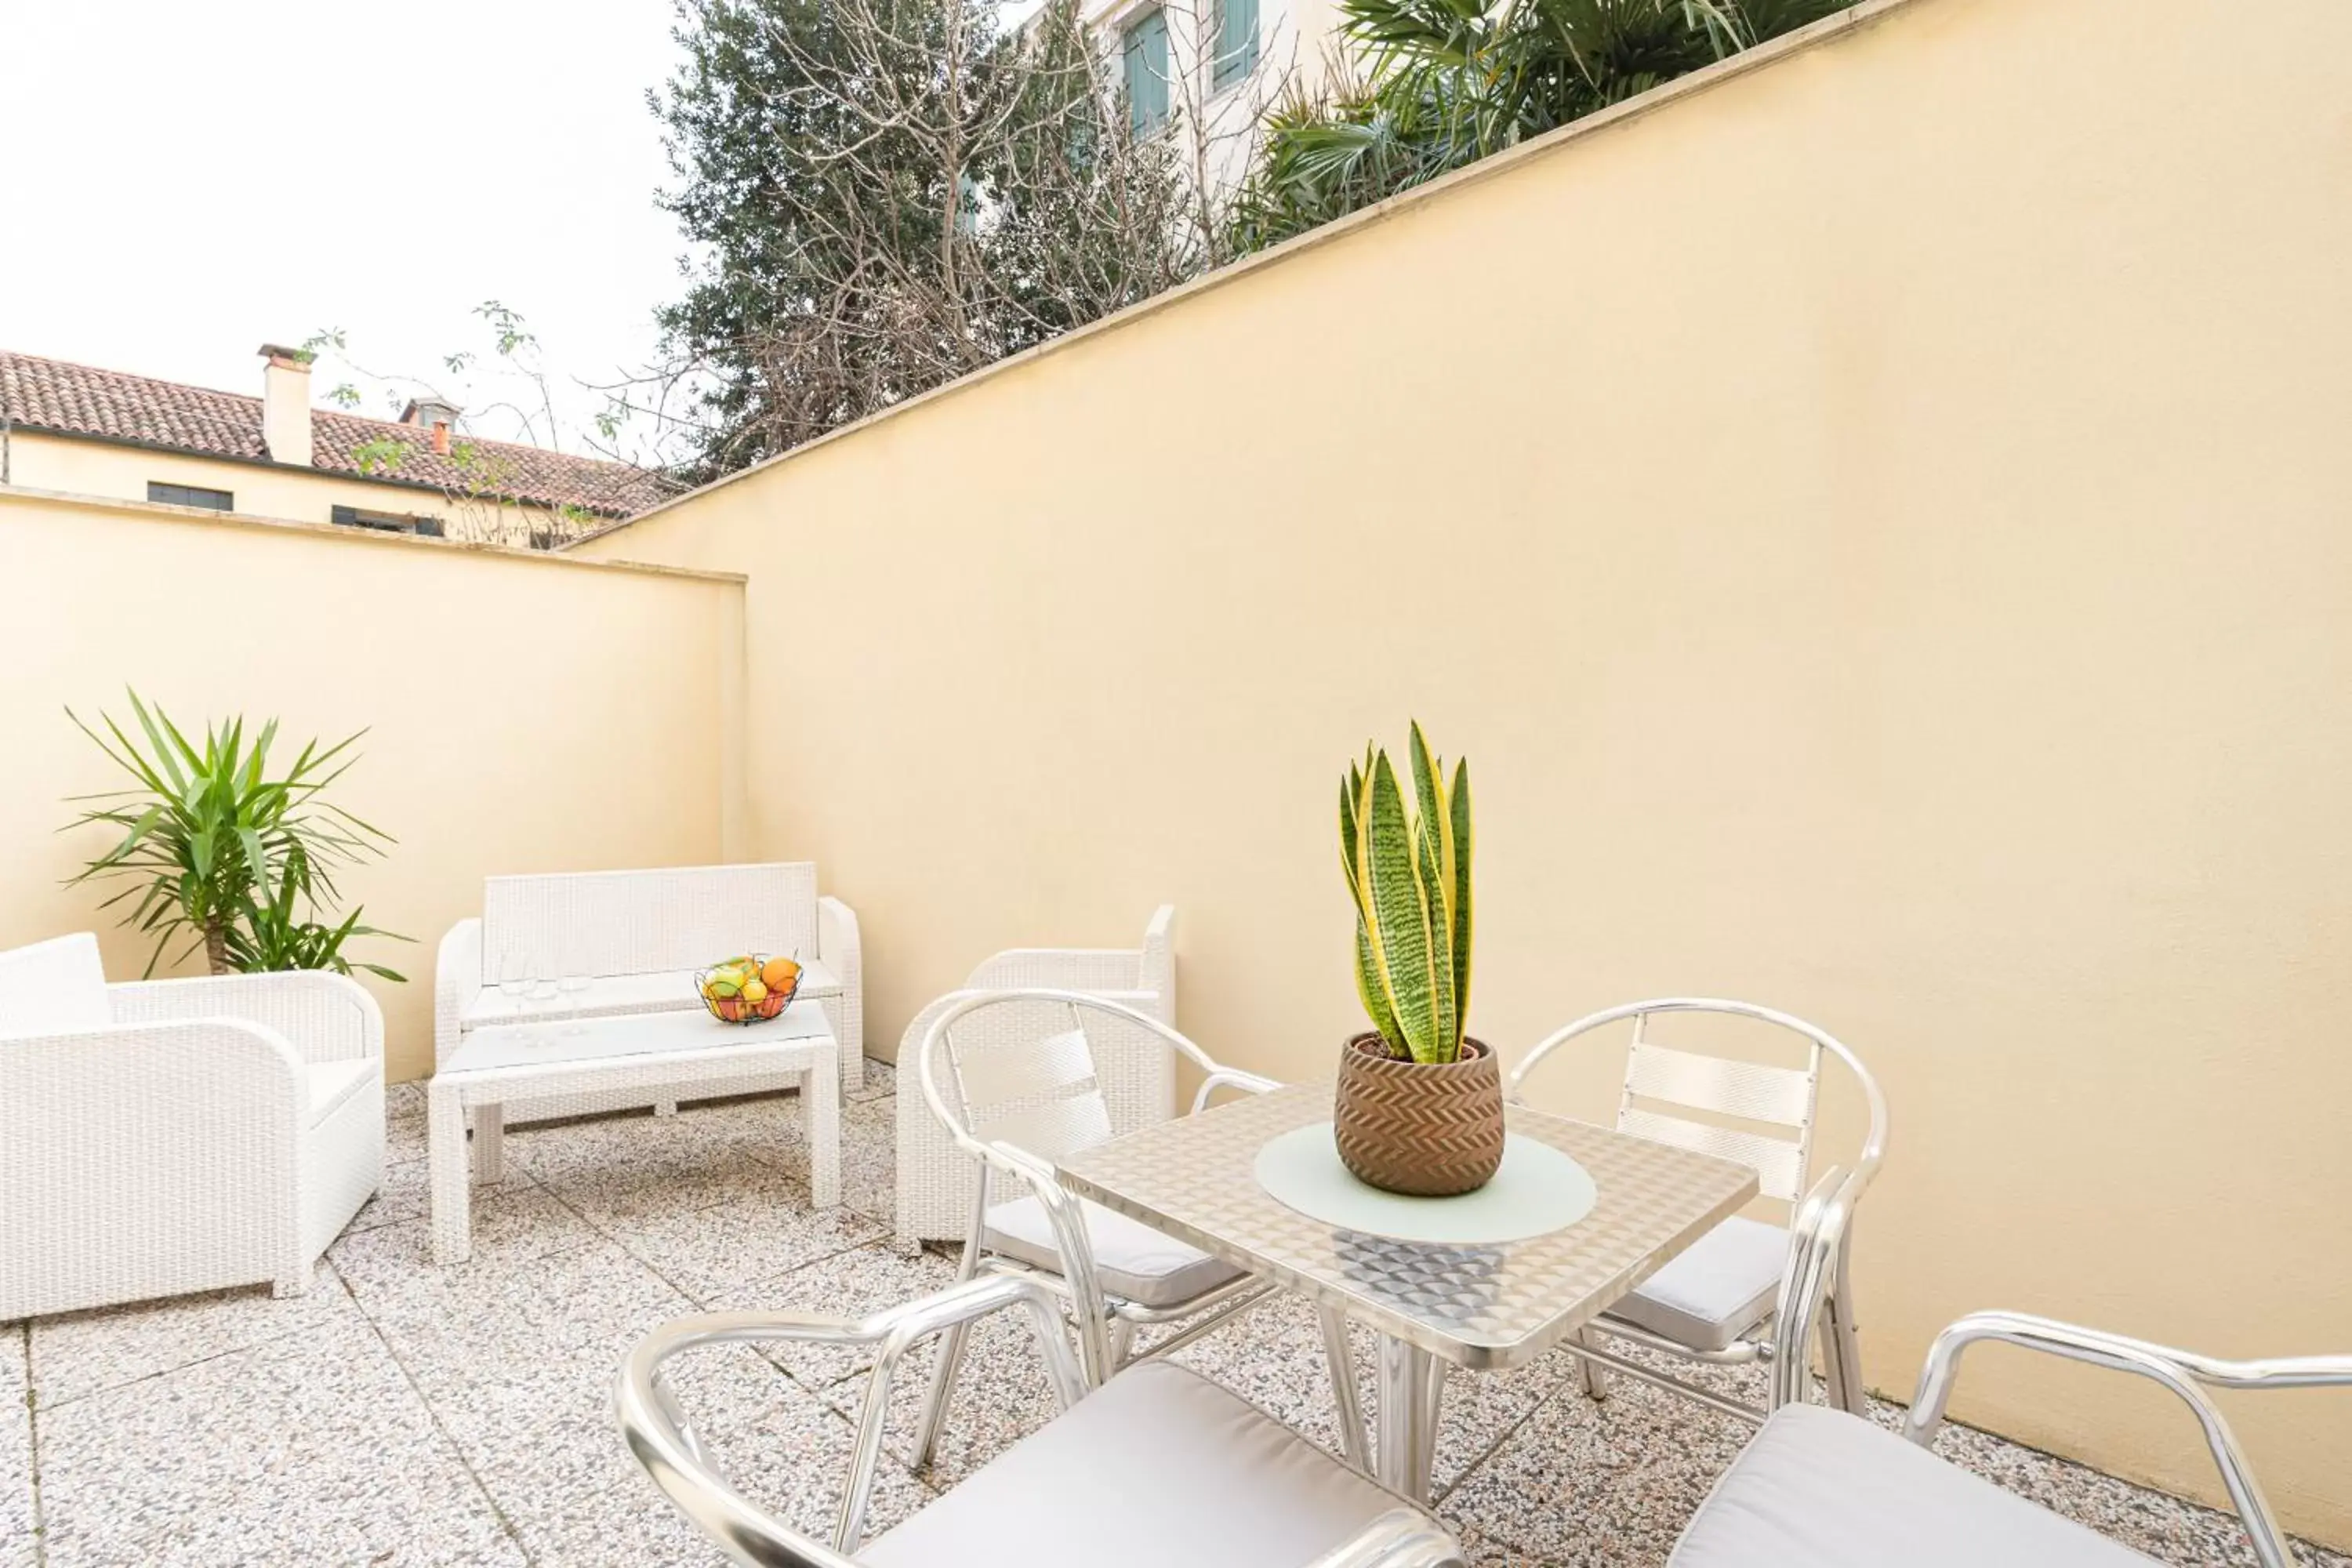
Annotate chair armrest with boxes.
[617,1276,1083,1568]
[1904,1311,2352,1567]
[435,918,482,1071]
[107,969,383,1068]
[1305,1512,1466,1568]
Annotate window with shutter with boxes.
[1123,9,1170,136]
[1213,0,1258,90]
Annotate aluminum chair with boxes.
[1671,1290,2352,1566]
[909,989,1356,1466]
[616,1272,1465,1568]
[1507,999,1888,1421]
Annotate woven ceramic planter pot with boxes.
[1332,1033,1505,1197]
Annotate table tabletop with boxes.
[1057,1083,1759,1370]
[444,999,834,1077]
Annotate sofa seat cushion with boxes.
[865,1359,1432,1568]
[1670,1405,2157,1568]
[458,959,841,1029]
[1606,1214,1788,1352]
[984,1196,1243,1309]
[307,1058,380,1124]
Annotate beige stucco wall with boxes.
[0,486,746,1083]
[578,0,2352,1538]
[2,429,582,546]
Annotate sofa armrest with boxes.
[0,1018,309,1316]
[107,969,383,1068]
[435,918,483,1071]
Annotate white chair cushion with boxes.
[0,933,111,1036]
[983,1195,1243,1310]
[1670,1405,2156,1567]
[307,1058,379,1124]
[1606,1214,1788,1352]
[866,1359,1433,1568]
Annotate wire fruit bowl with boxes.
[695,955,803,1025]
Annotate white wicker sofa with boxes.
[895,906,1174,1247]
[435,862,866,1121]
[0,932,385,1319]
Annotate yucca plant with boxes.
[62,690,399,978]
[1340,722,1472,1064]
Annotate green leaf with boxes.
[1363,751,1440,1059]
[1448,757,1472,1036]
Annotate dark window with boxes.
[148,481,233,511]
[332,505,445,537]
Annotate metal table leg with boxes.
[1374,1331,1447,1502]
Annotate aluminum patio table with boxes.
[1055,1081,1759,1503]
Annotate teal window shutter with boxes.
[1213,0,1258,90]
[1123,9,1170,136]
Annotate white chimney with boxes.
[257,343,313,467]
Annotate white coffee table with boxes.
[427,1001,840,1264]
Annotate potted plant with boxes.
[1333,722,1501,1196]
[62,689,408,981]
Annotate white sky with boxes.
[0,1,695,462]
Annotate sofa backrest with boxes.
[0,932,111,1036]
[480,863,819,983]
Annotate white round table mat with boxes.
[1252,1121,1599,1243]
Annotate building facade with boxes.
[0,346,668,547]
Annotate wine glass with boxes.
[558,966,591,1036]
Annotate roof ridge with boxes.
[1,346,672,517]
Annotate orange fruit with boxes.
[760,956,800,992]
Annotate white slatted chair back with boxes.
[479,863,818,982]
[920,990,1217,1170]
[950,1005,1116,1162]
[1509,1000,1885,1208]
[0,933,111,1036]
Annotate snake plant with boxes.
[1339,723,1472,1064]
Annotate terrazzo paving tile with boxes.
[848,1056,896,1103]
[28,1272,359,1410]
[332,1181,597,1292]
[34,1313,518,1568]
[1164,1293,1578,1497]
[346,1149,441,1233]
[608,1184,886,1304]
[386,1080,427,1119]
[706,1242,961,1389]
[3,1326,33,1568]
[384,1104,430,1166]
[332,1230,691,1385]
[503,1100,808,1189]
[1437,1374,1754,1566]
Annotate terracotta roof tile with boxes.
[0,350,673,518]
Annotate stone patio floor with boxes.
[5,1062,2343,1566]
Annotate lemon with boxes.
[742,978,768,1004]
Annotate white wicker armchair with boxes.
[435,862,866,1122]
[893,907,1174,1247]
[0,933,385,1319]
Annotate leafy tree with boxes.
[649,0,1196,474]
[1230,0,1848,249]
